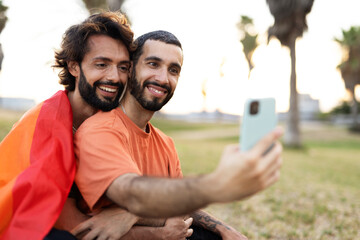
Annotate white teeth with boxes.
[149,87,164,94]
[99,86,117,93]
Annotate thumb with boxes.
[71,220,92,237]
[186,228,194,237]
[184,217,193,227]
[249,126,283,156]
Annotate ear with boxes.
[68,61,80,78]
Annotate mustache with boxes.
[143,81,171,92]
[93,81,123,88]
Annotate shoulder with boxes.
[149,124,174,145]
[77,108,124,136]
[12,90,71,131]
[42,90,71,113]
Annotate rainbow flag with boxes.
[0,91,75,239]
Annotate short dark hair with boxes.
[131,30,182,67]
[53,11,134,91]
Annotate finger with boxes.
[71,221,93,236]
[82,228,101,240]
[228,144,240,151]
[96,232,110,240]
[186,228,193,237]
[224,144,240,153]
[182,214,191,220]
[260,145,282,179]
[253,127,283,156]
[249,127,283,157]
[263,165,281,188]
[260,142,283,172]
[265,156,283,180]
[184,217,193,228]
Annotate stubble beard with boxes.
[128,70,173,112]
[78,65,124,112]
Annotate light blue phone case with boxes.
[240,98,277,151]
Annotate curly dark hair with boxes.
[53,11,135,91]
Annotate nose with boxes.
[106,65,121,83]
[154,67,169,85]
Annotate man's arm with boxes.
[55,198,90,231]
[60,198,190,240]
[191,210,247,240]
[71,212,193,240]
[106,128,283,218]
[120,217,193,240]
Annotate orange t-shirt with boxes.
[74,108,182,211]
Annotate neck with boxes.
[121,92,154,131]
[67,90,98,129]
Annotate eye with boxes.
[169,67,180,75]
[95,63,107,68]
[118,64,130,72]
[148,62,158,68]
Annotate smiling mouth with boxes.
[147,86,167,95]
[98,85,117,93]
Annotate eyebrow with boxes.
[92,56,130,65]
[144,56,162,62]
[145,56,182,70]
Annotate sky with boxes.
[0,0,360,115]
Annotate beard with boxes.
[128,70,173,111]
[78,66,124,112]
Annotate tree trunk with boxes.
[351,91,359,129]
[284,38,302,147]
[0,43,3,70]
[106,0,123,11]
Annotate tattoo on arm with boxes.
[191,210,230,235]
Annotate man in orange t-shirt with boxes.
[75,108,183,210]
[74,30,283,240]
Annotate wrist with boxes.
[199,171,223,203]
[154,227,166,240]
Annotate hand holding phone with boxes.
[240,98,277,152]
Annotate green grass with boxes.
[151,117,360,240]
[2,112,360,239]
[150,117,238,133]
[0,109,24,140]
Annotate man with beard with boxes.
[0,12,188,240]
[74,30,284,240]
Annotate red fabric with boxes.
[0,91,75,240]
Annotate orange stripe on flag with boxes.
[0,91,75,240]
[0,103,42,232]
[0,179,15,233]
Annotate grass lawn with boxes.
[1,110,359,239]
[0,109,25,140]
[151,118,360,240]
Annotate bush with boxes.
[330,101,352,115]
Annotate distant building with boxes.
[299,94,320,120]
[0,97,36,111]
[278,94,320,121]
[155,109,240,123]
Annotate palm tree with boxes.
[266,0,314,147]
[335,26,360,131]
[107,0,126,11]
[0,0,7,107]
[201,78,208,112]
[0,0,8,70]
[82,0,126,13]
[236,16,258,78]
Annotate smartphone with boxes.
[240,98,277,152]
